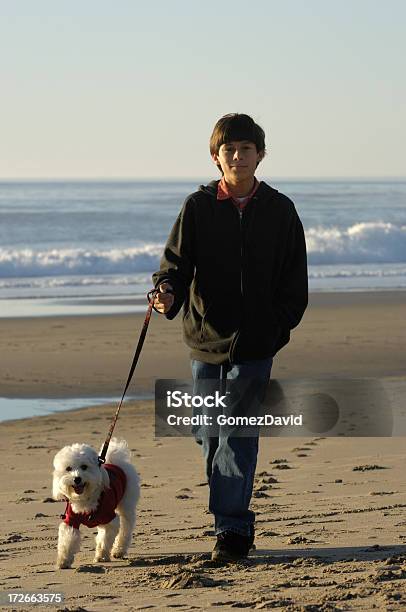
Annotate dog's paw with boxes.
[56,558,72,570]
[94,553,111,563]
[111,548,126,559]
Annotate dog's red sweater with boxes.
[63,464,126,529]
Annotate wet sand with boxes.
[1,290,405,398]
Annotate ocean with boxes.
[1,178,406,318]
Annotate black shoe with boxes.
[211,531,252,563]
[248,524,256,551]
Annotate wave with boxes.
[1,268,406,293]
[306,222,406,264]
[0,274,152,290]
[308,266,406,279]
[1,222,405,278]
[0,244,163,278]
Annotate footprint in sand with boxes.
[257,476,278,485]
[162,571,225,589]
[26,445,47,449]
[269,459,292,470]
[257,471,278,482]
[2,534,32,544]
[288,535,316,544]
[254,480,275,497]
[254,485,270,492]
[353,464,388,472]
[76,565,106,573]
[129,553,198,567]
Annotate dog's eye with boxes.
[66,466,72,472]
[81,464,87,470]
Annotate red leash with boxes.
[98,288,164,466]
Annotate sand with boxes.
[1,291,406,610]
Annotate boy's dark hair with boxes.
[210,113,266,173]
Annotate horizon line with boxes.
[0,175,405,182]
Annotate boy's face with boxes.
[212,140,263,182]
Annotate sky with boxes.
[0,1,405,179]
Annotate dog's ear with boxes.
[100,466,110,490]
[52,473,65,501]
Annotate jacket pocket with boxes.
[199,302,213,342]
[183,301,206,349]
[199,298,239,344]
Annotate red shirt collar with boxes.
[217,177,260,209]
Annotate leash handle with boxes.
[149,285,174,314]
[98,289,158,466]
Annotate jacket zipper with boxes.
[239,209,243,294]
[229,206,244,361]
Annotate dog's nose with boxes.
[74,476,82,484]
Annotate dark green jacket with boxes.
[152,180,308,364]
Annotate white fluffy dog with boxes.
[52,438,140,569]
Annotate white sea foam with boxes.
[0,244,163,277]
[1,222,405,279]
[0,275,152,290]
[306,222,406,264]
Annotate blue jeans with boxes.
[191,357,273,537]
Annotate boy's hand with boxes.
[154,282,175,314]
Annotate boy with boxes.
[152,113,308,562]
